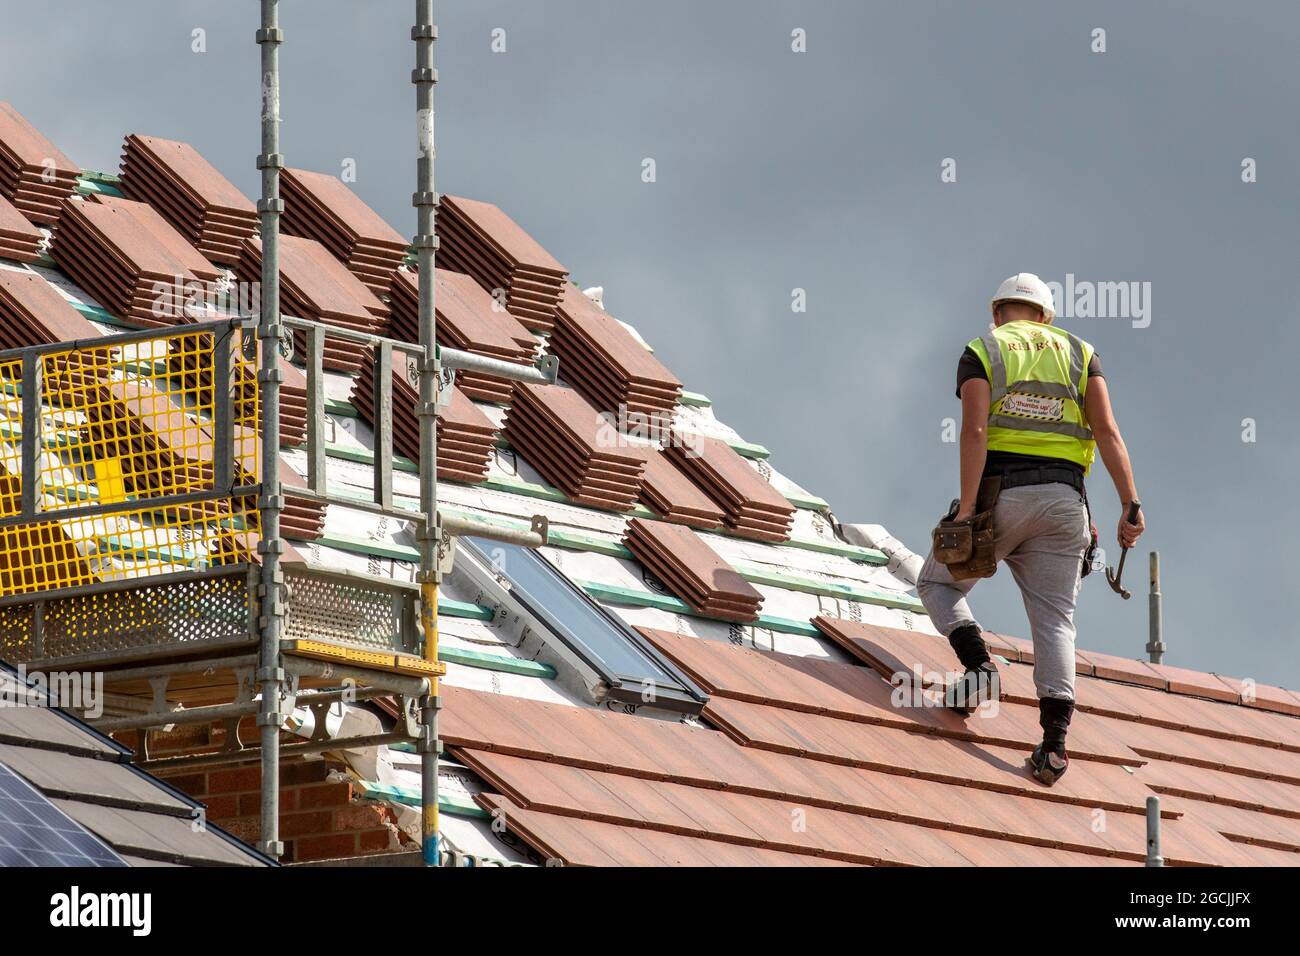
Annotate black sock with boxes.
[947,623,991,671]
[1039,697,1075,753]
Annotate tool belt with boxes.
[932,476,1001,580]
[993,463,1085,496]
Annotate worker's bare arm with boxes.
[1084,377,1144,547]
[955,378,990,520]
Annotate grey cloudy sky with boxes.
[5,1,1295,686]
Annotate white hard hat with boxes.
[990,272,1055,323]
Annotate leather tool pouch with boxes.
[932,476,1001,580]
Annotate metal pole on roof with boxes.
[255,0,286,861]
[412,0,442,868]
[1146,552,1165,665]
[1145,796,1164,866]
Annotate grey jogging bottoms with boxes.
[917,482,1090,701]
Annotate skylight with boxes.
[462,538,706,713]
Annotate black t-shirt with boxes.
[955,345,1103,478]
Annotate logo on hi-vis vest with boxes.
[1000,391,1064,421]
[1005,333,1064,353]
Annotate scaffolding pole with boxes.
[256,0,286,860]
[412,0,442,868]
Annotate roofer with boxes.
[918,272,1144,786]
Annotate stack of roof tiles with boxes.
[504,382,648,510]
[390,267,538,404]
[278,459,327,541]
[552,283,682,416]
[51,194,223,327]
[0,102,80,226]
[435,195,568,333]
[0,268,99,351]
[624,518,763,622]
[666,435,794,542]
[637,448,725,529]
[237,233,389,374]
[0,267,115,405]
[0,194,44,263]
[118,134,257,265]
[281,167,408,297]
[231,445,324,542]
[350,356,498,483]
[0,269,110,397]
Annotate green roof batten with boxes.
[439,645,556,679]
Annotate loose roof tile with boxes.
[0,267,106,354]
[168,338,308,448]
[50,195,223,326]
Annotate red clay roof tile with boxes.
[1214,677,1300,718]
[1147,663,1240,704]
[451,691,1259,864]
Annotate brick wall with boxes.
[121,723,414,864]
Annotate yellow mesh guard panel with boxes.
[0,326,261,599]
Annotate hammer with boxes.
[1106,502,1142,599]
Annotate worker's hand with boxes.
[1118,506,1144,548]
[954,505,975,522]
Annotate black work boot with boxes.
[944,624,999,714]
[1028,697,1075,786]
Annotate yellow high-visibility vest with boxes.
[966,320,1097,472]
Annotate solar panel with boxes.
[0,762,127,867]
